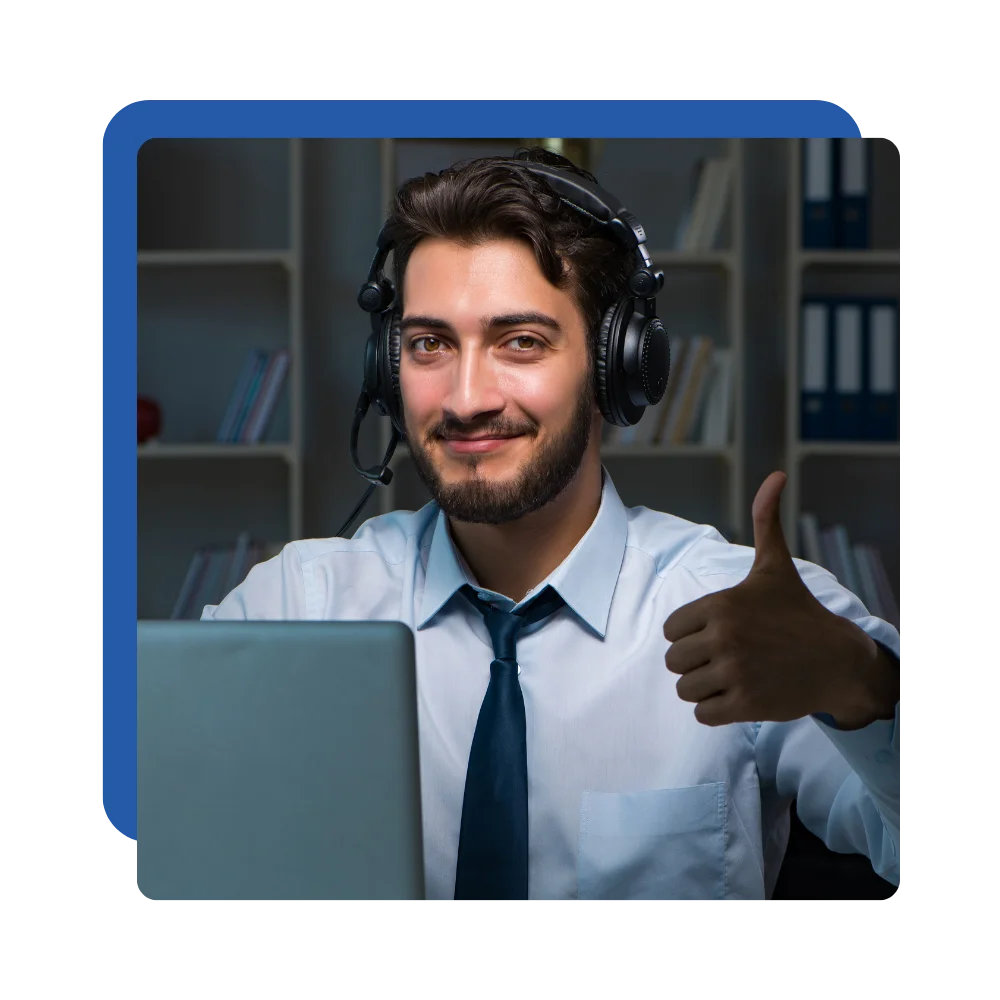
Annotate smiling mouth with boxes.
[441,434,525,454]
[445,434,520,441]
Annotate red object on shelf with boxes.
[137,396,162,443]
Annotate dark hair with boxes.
[383,146,634,359]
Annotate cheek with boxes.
[398,367,444,421]
[495,367,566,421]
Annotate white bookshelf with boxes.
[372,138,747,541]
[783,138,900,593]
[136,139,304,618]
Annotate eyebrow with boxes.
[398,311,563,336]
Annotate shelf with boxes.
[647,249,734,269]
[797,250,899,268]
[137,250,294,268]
[602,444,733,459]
[794,441,899,458]
[137,443,297,462]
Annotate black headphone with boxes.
[337,160,670,536]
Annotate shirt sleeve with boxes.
[200,542,309,620]
[753,559,900,886]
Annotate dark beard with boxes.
[405,373,597,525]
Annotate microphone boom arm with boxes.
[338,388,401,536]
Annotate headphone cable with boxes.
[336,481,378,538]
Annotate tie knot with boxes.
[483,608,524,662]
[461,585,565,664]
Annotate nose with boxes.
[440,344,506,426]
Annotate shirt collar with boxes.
[417,466,627,638]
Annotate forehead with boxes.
[401,237,577,320]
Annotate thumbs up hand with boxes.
[663,472,896,729]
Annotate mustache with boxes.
[431,418,538,441]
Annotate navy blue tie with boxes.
[453,583,565,900]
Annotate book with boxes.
[170,549,207,620]
[798,512,823,567]
[703,158,731,249]
[216,350,264,443]
[684,158,729,251]
[699,349,733,447]
[836,138,870,249]
[216,348,291,445]
[807,520,898,628]
[666,337,714,443]
[802,138,835,248]
[802,297,899,442]
[170,536,286,619]
[243,349,290,443]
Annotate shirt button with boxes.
[478,592,490,601]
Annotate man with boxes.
[203,147,899,899]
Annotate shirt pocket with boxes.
[578,782,727,899]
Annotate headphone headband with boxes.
[507,162,653,269]
[361,160,655,300]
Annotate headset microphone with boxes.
[336,387,400,537]
[349,390,398,487]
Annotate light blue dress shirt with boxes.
[202,467,900,899]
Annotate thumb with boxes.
[749,471,795,575]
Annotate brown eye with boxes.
[511,335,540,351]
[413,336,442,353]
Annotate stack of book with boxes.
[603,337,732,449]
[801,138,872,249]
[672,157,732,251]
[799,513,899,629]
[800,298,899,441]
[216,348,290,443]
[170,534,284,619]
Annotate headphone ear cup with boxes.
[595,305,619,426]
[386,308,406,439]
[597,300,641,427]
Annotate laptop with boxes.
[137,620,424,899]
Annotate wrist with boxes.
[822,620,899,731]
[864,638,900,719]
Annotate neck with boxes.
[446,445,604,605]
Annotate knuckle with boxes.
[718,653,743,684]
[714,661,734,691]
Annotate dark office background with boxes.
[136,137,899,899]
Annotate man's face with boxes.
[398,237,598,525]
